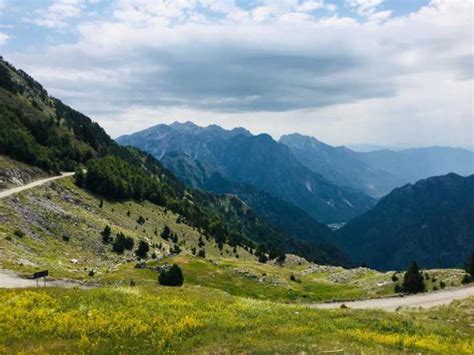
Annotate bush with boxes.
[62,234,70,242]
[391,273,399,282]
[88,270,95,277]
[158,264,183,287]
[161,226,171,240]
[14,229,25,238]
[198,236,205,248]
[171,244,181,255]
[135,240,150,258]
[197,249,206,258]
[402,261,425,294]
[440,280,446,289]
[136,215,145,225]
[112,232,134,254]
[276,254,286,266]
[462,274,472,285]
[394,284,402,293]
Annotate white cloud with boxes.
[0,32,8,46]
[7,0,473,146]
[346,0,391,22]
[30,0,87,28]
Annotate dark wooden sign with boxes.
[33,270,48,279]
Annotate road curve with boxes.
[312,284,474,311]
[0,172,74,199]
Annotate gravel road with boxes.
[0,172,74,199]
[312,284,474,311]
[0,269,83,288]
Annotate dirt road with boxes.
[0,172,74,199]
[312,284,474,311]
[0,269,83,288]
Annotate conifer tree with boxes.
[402,261,425,294]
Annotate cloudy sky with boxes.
[0,0,472,147]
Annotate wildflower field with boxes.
[0,286,473,354]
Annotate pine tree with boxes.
[464,251,474,283]
[402,261,425,294]
[135,240,150,258]
[101,225,112,244]
[161,225,171,240]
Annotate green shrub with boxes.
[135,240,150,259]
[158,264,184,287]
[14,229,25,238]
[462,274,472,285]
[112,233,134,254]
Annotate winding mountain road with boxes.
[312,284,474,311]
[0,172,74,199]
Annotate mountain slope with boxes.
[280,133,405,197]
[161,152,338,247]
[118,122,376,223]
[356,147,474,183]
[336,173,474,270]
[0,57,346,265]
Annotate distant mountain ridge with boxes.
[357,147,474,184]
[162,152,337,246]
[336,173,474,270]
[118,122,376,224]
[280,133,405,197]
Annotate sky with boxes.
[0,0,472,147]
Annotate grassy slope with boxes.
[0,286,472,354]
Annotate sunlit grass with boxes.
[0,287,472,353]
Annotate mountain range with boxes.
[280,133,405,197]
[117,122,376,224]
[356,147,474,184]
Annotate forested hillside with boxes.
[337,173,474,270]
